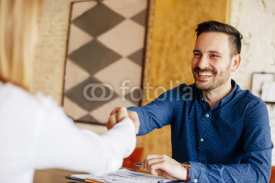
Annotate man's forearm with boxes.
[127,101,173,135]
[189,150,272,183]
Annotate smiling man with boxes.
[107,21,273,182]
[191,30,240,109]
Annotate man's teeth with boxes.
[198,72,213,76]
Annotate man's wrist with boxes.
[182,163,191,181]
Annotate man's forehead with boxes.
[195,32,230,53]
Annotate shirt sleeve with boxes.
[188,100,273,183]
[33,94,136,176]
[127,87,177,136]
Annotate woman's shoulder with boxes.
[0,82,33,104]
[0,82,58,112]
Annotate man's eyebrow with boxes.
[193,50,222,55]
[209,50,222,55]
[193,50,200,53]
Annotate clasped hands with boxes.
[106,107,140,134]
[106,107,188,181]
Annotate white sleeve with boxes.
[33,94,136,175]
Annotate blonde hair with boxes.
[0,0,42,91]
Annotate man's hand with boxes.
[106,107,140,134]
[141,154,187,180]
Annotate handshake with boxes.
[106,107,140,134]
[105,107,188,181]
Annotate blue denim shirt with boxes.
[128,80,273,182]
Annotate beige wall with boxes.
[34,0,82,102]
[230,0,275,165]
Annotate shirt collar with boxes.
[197,79,239,107]
[219,80,238,107]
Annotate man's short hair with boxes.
[195,21,243,58]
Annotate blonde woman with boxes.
[0,0,136,182]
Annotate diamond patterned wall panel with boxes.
[69,40,122,75]
[127,49,144,66]
[65,76,119,112]
[63,0,148,125]
[131,9,147,26]
[73,3,125,37]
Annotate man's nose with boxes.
[196,55,209,69]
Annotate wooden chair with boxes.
[123,148,143,170]
[270,166,275,182]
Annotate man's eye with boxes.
[211,54,218,58]
[194,53,201,56]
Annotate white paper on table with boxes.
[71,168,171,183]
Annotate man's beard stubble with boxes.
[193,61,231,92]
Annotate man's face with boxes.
[191,32,232,91]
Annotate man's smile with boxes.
[198,71,213,76]
[195,70,215,81]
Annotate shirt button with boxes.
[206,114,209,118]
[201,98,204,101]
[194,179,198,182]
[200,138,204,142]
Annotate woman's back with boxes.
[0,82,136,183]
[0,82,43,182]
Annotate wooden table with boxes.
[33,168,149,183]
[33,167,275,183]
[33,169,87,183]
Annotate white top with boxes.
[0,82,136,183]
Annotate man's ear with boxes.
[231,54,241,72]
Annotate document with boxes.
[69,168,172,183]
